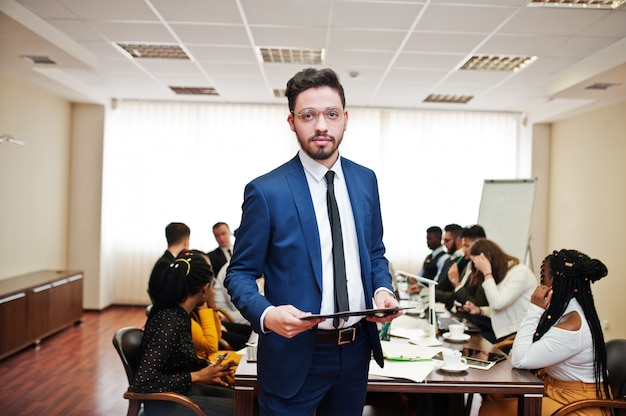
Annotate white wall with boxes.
[68,103,106,309]
[0,74,71,278]
[529,123,550,277]
[546,99,626,340]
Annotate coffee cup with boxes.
[442,350,467,369]
[448,323,465,339]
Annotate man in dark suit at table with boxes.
[225,67,400,416]
[207,221,233,276]
[147,222,190,302]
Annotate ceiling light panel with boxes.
[169,87,218,95]
[527,0,625,9]
[21,55,57,64]
[460,55,536,72]
[259,48,324,65]
[585,82,621,90]
[117,43,190,60]
[423,94,473,104]
[272,89,285,98]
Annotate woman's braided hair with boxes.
[535,249,610,401]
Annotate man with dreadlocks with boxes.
[479,249,611,416]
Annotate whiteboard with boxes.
[476,179,536,262]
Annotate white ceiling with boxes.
[1,0,626,122]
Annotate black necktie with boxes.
[325,171,349,328]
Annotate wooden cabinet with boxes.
[0,270,83,360]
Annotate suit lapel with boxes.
[286,157,323,290]
[342,159,374,301]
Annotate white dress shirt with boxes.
[299,150,365,329]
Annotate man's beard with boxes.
[297,132,343,161]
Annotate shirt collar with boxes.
[298,149,343,182]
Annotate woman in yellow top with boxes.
[187,250,242,378]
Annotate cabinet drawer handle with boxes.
[33,284,52,293]
[68,274,83,282]
[0,292,26,304]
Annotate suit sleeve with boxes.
[368,174,394,295]
[224,180,274,334]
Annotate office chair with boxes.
[112,327,207,416]
[551,339,626,416]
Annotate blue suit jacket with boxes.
[225,154,392,398]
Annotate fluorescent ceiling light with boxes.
[259,48,324,65]
[117,43,189,60]
[460,55,536,72]
[527,0,625,9]
[423,94,473,104]
[169,86,218,95]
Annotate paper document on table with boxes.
[369,359,436,383]
[380,340,441,361]
[389,327,426,339]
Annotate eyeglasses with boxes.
[291,107,344,125]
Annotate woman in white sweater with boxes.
[460,239,538,343]
[480,249,611,416]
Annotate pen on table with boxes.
[385,356,432,362]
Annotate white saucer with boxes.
[440,363,469,373]
[442,332,470,342]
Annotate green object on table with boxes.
[385,356,432,362]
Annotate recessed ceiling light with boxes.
[585,82,621,90]
[21,55,56,64]
[423,94,473,104]
[169,86,218,95]
[117,43,189,60]
[259,48,324,65]
[460,55,536,72]
[527,0,625,9]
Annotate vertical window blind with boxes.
[103,101,521,304]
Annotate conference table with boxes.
[233,328,543,416]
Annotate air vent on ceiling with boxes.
[460,55,536,72]
[259,48,324,65]
[273,89,286,98]
[527,0,625,9]
[585,82,621,90]
[423,94,473,104]
[21,55,56,64]
[169,86,218,95]
[117,43,190,60]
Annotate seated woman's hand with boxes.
[530,285,552,309]
[192,359,237,387]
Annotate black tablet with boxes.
[300,306,414,320]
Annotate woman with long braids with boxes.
[134,250,236,416]
[480,249,611,416]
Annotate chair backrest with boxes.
[113,327,144,386]
[606,339,626,400]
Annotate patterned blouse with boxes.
[133,306,208,394]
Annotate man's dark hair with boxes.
[426,226,442,236]
[444,223,462,238]
[165,222,190,246]
[460,224,486,240]
[212,222,229,231]
[285,68,346,112]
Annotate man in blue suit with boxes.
[225,68,400,415]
